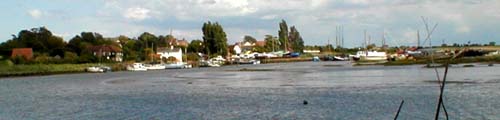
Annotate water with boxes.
[1,62,499,119]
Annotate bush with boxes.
[186,53,200,61]
[0,60,14,66]
[78,54,97,63]
[34,54,51,64]
[11,56,28,64]
[63,52,79,63]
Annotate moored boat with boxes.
[127,63,147,71]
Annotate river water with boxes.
[1,62,499,119]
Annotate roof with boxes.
[255,41,266,47]
[11,48,33,60]
[157,47,182,52]
[87,45,122,52]
[176,40,189,47]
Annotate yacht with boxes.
[351,51,388,61]
[127,63,148,71]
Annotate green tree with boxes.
[1,27,66,56]
[188,40,204,53]
[202,21,228,57]
[264,35,279,52]
[289,26,304,53]
[243,35,257,43]
[489,41,496,46]
[278,20,289,52]
[138,32,159,50]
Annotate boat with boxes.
[333,56,349,61]
[200,60,222,67]
[165,63,191,69]
[312,56,321,62]
[351,51,388,61]
[127,63,147,71]
[234,59,260,64]
[145,64,166,70]
[86,66,105,73]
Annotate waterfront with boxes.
[1,62,500,119]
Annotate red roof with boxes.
[255,41,266,47]
[87,45,122,53]
[11,48,33,60]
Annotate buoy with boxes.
[303,100,308,105]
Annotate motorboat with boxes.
[351,51,387,61]
[127,63,147,71]
[86,66,104,73]
[145,64,166,70]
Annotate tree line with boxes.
[0,20,306,64]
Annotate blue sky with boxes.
[1,0,499,47]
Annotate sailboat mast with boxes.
[417,30,420,48]
[341,26,345,48]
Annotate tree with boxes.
[489,41,496,46]
[138,32,159,51]
[278,20,289,52]
[0,27,67,59]
[202,21,228,57]
[289,26,304,53]
[188,40,204,53]
[264,35,279,52]
[243,35,257,43]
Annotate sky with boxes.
[0,0,499,48]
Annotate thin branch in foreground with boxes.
[394,100,405,120]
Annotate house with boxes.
[87,45,123,62]
[157,46,183,63]
[239,40,266,53]
[11,48,33,60]
[255,41,266,47]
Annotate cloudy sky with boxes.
[1,0,499,47]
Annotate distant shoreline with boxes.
[2,55,499,78]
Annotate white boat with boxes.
[165,63,184,69]
[200,60,222,67]
[145,64,165,70]
[127,63,147,71]
[352,51,387,61]
[333,56,349,61]
[86,66,104,73]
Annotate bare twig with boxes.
[421,17,450,120]
[394,100,405,120]
[435,60,450,120]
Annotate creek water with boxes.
[1,62,499,119]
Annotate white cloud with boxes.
[260,14,277,20]
[72,0,500,46]
[124,7,150,21]
[28,9,43,19]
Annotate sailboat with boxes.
[351,30,388,61]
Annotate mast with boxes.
[341,25,345,48]
[382,30,386,48]
[364,30,367,49]
[417,30,420,48]
[335,26,339,48]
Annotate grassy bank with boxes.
[382,56,500,66]
[0,63,126,77]
[260,57,313,64]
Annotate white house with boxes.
[233,44,242,54]
[157,47,183,63]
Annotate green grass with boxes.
[0,63,123,77]
[382,55,500,66]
